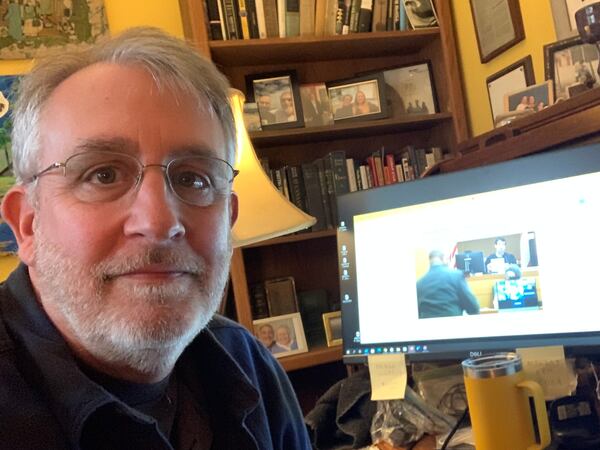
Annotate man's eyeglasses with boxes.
[27,150,239,207]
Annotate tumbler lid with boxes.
[462,352,522,378]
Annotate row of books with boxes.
[205,0,423,41]
[261,146,446,231]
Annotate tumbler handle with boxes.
[517,380,551,450]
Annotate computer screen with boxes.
[455,251,485,275]
[337,144,600,363]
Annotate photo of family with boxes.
[328,77,385,122]
[253,313,308,358]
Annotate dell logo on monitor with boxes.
[470,351,483,358]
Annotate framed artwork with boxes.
[0,0,109,60]
[326,73,388,122]
[253,313,308,358]
[544,36,600,101]
[264,276,298,317]
[402,0,438,28]
[299,83,334,128]
[503,80,554,114]
[470,0,525,63]
[486,56,535,124]
[322,311,342,347]
[245,71,304,130]
[381,61,438,116]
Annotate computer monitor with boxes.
[455,251,485,275]
[337,144,600,363]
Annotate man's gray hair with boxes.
[11,26,235,184]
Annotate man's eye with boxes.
[174,171,210,190]
[80,165,124,185]
[93,167,117,184]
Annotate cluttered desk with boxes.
[320,145,600,448]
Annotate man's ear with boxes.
[229,191,239,228]
[1,185,36,266]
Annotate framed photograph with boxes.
[326,73,388,122]
[504,80,554,114]
[544,36,600,101]
[486,56,535,125]
[470,0,525,63]
[299,83,334,127]
[382,61,438,116]
[264,276,299,317]
[245,71,304,130]
[322,311,342,347]
[253,313,308,358]
[403,0,438,28]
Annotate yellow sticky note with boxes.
[368,353,407,401]
[516,345,576,400]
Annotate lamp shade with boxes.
[229,89,316,247]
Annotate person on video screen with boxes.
[417,250,480,319]
[485,237,517,274]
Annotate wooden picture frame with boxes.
[503,80,554,114]
[264,276,299,317]
[245,70,304,130]
[253,313,308,358]
[486,56,535,125]
[544,36,600,101]
[326,73,389,122]
[470,0,525,63]
[322,311,342,347]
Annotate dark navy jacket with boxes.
[0,264,311,449]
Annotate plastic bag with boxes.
[370,386,455,447]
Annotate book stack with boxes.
[261,146,447,231]
[205,0,423,40]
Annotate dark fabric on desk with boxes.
[0,263,311,450]
[305,367,376,449]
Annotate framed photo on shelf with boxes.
[245,71,304,130]
[253,313,308,358]
[503,80,554,114]
[381,61,439,116]
[486,56,535,125]
[326,73,388,122]
[544,36,600,101]
[299,83,334,127]
[402,0,438,28]
[322,311,342,347]
[470,0,525,63]
[264,276,299,317]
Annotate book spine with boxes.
[385,153,398,183]
[357,0,373,32]
[314,0,328,35]
[277,0,286,36]
[348,0,361,32]
[287,165,307,212]
[285,0,301,36]
[223,0,241,39]
[392,0,399,30]
[373,153,385,187]
[217,0,230,39]
[300,0,316,35]
[254,0,268,37]
[314,158,334,228]
[236,0,251,38]
[245,0,261,37]
[324,0,339,35]
[371,0,387,32]
[205,0,225,40]
[301,162,327,231]
[328,150,350,195]
[359,164,369,190]
[261,0,279,37]
[280,166,291,199]
[395,163,405,182]
[366,155,379,187]
[398,0,408,30]
[346,158,358,192]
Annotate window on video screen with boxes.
[352,171,600,346]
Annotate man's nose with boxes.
[122,167,185,241]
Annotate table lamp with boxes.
[229,89,316,247]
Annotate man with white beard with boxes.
[0,27,311,449]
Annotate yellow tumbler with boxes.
[462,353,551,450]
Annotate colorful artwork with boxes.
[0,75,18,175]
[0,0,108,59]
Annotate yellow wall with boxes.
[0,0,185,280]
[0,0,184,76]
[451,1,557,137]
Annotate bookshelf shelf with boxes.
[244,228,336,249]
[208,29,440,66]
[250,113,453,147]
[279,345,343,372]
